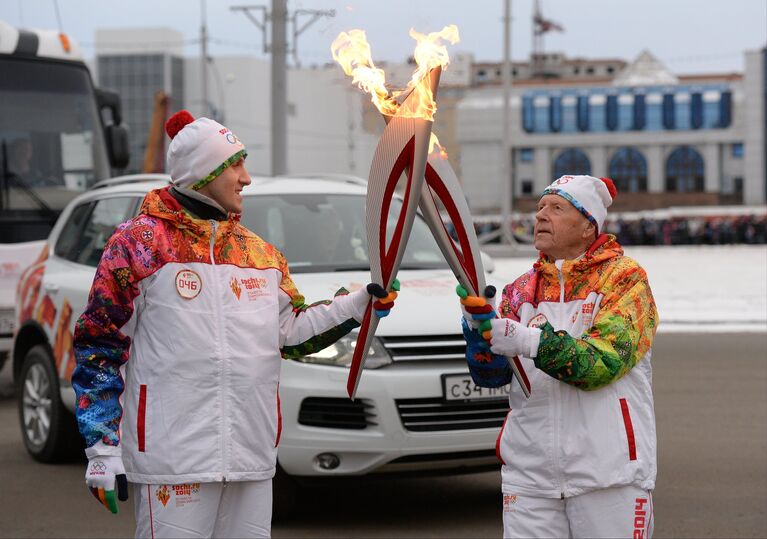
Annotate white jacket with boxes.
[492,236,658,498]
[74,188,367,484]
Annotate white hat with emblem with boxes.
[541,175,617,233]
[164,110,247,191]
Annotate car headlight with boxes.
[294,334,392,369]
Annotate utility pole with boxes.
[201,0,210,118]
[501,0,516,245]
[231,1,334,176]
[271,0,288,176]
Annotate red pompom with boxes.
[165,110,195,139]
[600,177,618,201]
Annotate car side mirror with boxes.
[480,250,495,274]
[105,124,130,170]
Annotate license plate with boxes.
[0,311,14,336]
[443,374,510,401]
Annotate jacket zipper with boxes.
[555,260,566,499]
[209,220,228,484]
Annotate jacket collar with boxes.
[534,234,623,275]
[169,186,228,221]
[139,187,242,236]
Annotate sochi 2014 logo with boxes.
[230,276,242,300]
[156,485,170,507]
[503,494,518,513]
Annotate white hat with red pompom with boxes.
[541,175,617,233]
[164,110,247,191]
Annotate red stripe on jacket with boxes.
[619,397,637,461]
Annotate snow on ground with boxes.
[492,245,767,333]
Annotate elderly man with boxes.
[459,175,658,539]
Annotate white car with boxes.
[12,173,508,511]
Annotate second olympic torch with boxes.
[419,151,532,398]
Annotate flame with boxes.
[429,133,449,158]
[331,29,399,117]
[331,25,459,121]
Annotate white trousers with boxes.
[133,480,272,539]
[502,485,653,539]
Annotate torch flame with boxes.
[331,25,459,122]
[331,29,399,117]
[429,133,449,158]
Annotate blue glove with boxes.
[462,318,512,388]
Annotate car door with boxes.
[41,195,141,396]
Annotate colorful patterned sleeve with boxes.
[534,259,659,391]
[72,233,139,448]
[277,257,360,359]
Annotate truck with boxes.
[0,19,129,370]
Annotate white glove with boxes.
[85,443,128,514]
[488,318,542,359]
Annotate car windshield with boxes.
[241,193,448,273]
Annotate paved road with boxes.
[0,333,765,538]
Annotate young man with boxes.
[72,110,396,538]
[460,175,659,538]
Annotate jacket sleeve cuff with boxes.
[528,327,542,358]
[85,440,122,459]
[349,287,370,323]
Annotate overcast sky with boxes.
[4,0,766,75]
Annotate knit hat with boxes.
[541,175,617,233]
[164,110,247,190]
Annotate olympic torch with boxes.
[419,150,532,397]
[346,67,441,398]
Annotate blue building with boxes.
[457,50,766,212]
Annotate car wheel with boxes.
[272,464,299,521]
[17,344,83,462]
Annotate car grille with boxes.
[298,397,376,429]
[395,397,509,432]
[379,334,466,362]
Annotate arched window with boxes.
[609,148,647,192]
[666,146,704,192]
[553,149,591,179]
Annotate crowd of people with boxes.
[473,213,767,246]
[603,214,767,245]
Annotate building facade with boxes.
[457,49,767,213]
[95,27,379,177]
[95,28,185,174]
